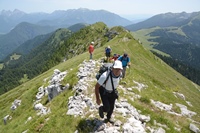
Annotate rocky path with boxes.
[66,60,165,133]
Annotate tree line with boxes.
[152,51,200,85]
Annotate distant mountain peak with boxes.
[0,8,132,34]
[77,7,91,11]
[125,12,199,31]
[0,9,25,16]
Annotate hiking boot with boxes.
[99,106,104,118]
[108,118,115,124]
[104,118,115,124]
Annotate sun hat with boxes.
[113,60,123,70]
[91,42,94,44]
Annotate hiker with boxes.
[110,54,120,62]
[88,42,94,59]
[117,53,130,78]
[105,46,112,62]
[95,60,122,124]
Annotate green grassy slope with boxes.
[132,27,170,56]
[0,28,199,133]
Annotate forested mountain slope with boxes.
[0,22,113,95]
[132,12,200,85]
[0,22,56,60]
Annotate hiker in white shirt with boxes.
[95,60,122,124]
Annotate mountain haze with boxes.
[0,8,132,34]
[0,8,132,61]
[0,22,56,60]
[10,23,87,56]
[13,33,53,55]
[0,24,199,132]
[125,11,200,31]
[37,8,132,27]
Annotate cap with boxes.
[91,42,94,44]
[107,45,110,48]
[113,60,123,70]
[124,53,128,57]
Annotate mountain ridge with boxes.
[0,13,200,132]
[0,29,199,132]
[125,11,200,31]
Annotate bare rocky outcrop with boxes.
[173,92,185,100]
[10,99,21,110]
[190,123,200,133]
[33,69,69,116]
[3,115,11,125]
[47,69,68,101]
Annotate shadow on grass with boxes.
[76,118,104,133]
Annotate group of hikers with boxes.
[88,41,131,124]
[88,41,131,78]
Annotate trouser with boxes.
[122,66,127,78]
[99,86,116,119]
[106,52,111,58]
[90,53,93,59]
[105,52,111,62]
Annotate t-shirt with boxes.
[105,48,111,53]
[118,56,130,67]
[98,71,120,91]
[88,45,94,53]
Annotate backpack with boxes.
[96,63,113,80]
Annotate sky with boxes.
[0,0,200,20]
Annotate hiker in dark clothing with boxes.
[95,60,122,124]
[105,46,112,62]
[117,53,130,78]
